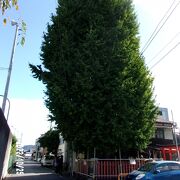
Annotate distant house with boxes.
[152,107,174,145]
[148,107,179,160]
[23,145,35,153]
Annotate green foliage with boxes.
[30,0,158,155]
[0,0,26,46]
[38,129,60,155]
[0,0,18,15]
[1,0,18,24]
[11,135,17,155]
[20,20,26,46]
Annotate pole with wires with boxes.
[171,110,180,161]
[2,21,19,113]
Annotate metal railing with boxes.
[74,158,147,179]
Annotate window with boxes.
[138,163,156,172]
[158,111,163,116]
[168,163,180,170]
[155,128,164,139]
[156,163,169,172]
[45,155,54,160]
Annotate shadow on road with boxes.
[6,160,62,180]
[6,173,62,180]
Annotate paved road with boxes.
[6,159,64,180]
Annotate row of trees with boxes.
[30,0,158,157]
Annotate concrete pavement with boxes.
[5,159,68,180]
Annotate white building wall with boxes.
[164,128,173,140]
[157,108,169,121]
[58,134,67,163]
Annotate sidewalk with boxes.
[6,171,75,180]
[5,160,74,180]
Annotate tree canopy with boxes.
[38,129,60,155]
[30,0,158,155]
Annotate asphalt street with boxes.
[6,160,64,180]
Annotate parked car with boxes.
[41,155,54,167]
[126,160,180,180]
[24,152,32,159]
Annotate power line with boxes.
[141,0,180,55]
[141,0,176,53]
[147,32,180,65]
[150,42,180,69]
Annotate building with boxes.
[57,134,68,163]
[153,107,174,145]
[148,107,179,160]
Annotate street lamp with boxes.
[2,21,19,113]
[0,95,10,121]
[171,110,180,161]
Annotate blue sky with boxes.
[134,0,180,126]
[0,0,57,99]
[0,0,57,145]
[1,0,180,145]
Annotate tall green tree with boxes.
[30,0,158,155]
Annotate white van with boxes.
[24,152,32,159]
[41,155,54,166]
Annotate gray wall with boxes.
[0,108,11,179]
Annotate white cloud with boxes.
[3,99,51,146]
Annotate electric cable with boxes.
[150,42,180,69]
[141,0,180,54]
[147,32,180,65]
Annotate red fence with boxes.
[74,159,147,179]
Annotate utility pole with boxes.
[2,21,18,113]
[171,110,180,161]
[0,95,10,120]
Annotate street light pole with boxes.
[0,95,10,121]
[171,110,180,161]
[2,21,18,113]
